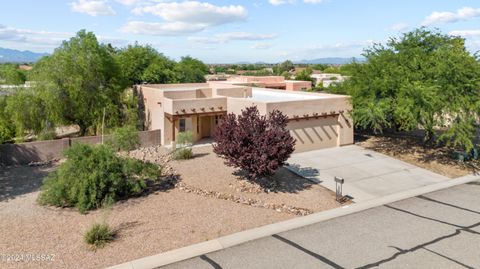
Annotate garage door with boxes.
[287,116,339,153]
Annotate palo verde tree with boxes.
[213,106,296,179]
[31,30,126,135]
[330,28,480,150]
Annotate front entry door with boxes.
[201,116,211,138]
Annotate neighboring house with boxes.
[205,74,228,81]
[139,81,353,152]
[0,82,31,95]
[226,75,312,91]
[311,73,347,87]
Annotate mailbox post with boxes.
[334,176,344,202]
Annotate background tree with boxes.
[273,60,294,75]
[213,106,295,180]
[5,88,48,139]
[116,43,178,85]
[175,56,209,83]
[0,96,15,143]
[295,67,314,84]
[0,64,26,85]
[329,28,480,150]
[312,63,328,71]
[31,30,126,135]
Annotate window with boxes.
[196,117,200,134]
[179,119,186,132]
[215,115,223,125]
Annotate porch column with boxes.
[172,119,176,142]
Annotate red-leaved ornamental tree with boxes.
[213,106,296,179]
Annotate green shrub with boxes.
[173,147,193,160]
[84,223,115,248]
[107,125,140,152]
[38,143,160,213]
[176,131,193,147]
[173,131,193,160]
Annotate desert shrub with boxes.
[213,106,295,179]
[107,125,139,151]
[38,143,160,213]
[176,130,193,147]
[172,131,193,160]
[173,147,193,160]
[84,223,115,248]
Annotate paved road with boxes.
[287,145,449,202]
[161,181,480,269]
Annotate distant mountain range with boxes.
[295,57,365,65]
[231,57,365,65]
[0,47,48,63]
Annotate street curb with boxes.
[106,174,479,269]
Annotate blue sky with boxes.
[1,0,480,63]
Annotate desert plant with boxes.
[176,130,193,147]
[38,143,160,213]
[107,125,140,151]
[173,147,193,160]
[84,222,115,248]
[172,131,193,160]
[213,106,295,179]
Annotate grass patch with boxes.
[84,223,115,249]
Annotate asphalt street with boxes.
[161,181,480,269]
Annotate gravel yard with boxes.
[0,145,340,269]
[356,134,478,178]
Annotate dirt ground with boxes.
[0,146,340,269]
[167,146,340,214]
[356,134,478,178]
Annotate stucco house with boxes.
[225,76,312,91]
[139,81,353,152]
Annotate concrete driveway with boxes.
[161,181,480,269]
[287,145,450,202]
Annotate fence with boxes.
[0,129,161,166]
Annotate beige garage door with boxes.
[288,116,339,152]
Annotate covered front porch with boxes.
[164,112,226,145]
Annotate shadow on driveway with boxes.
[0,164,56,202]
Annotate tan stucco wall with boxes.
[288,117,340,152]
[285,81,312,91]
[140,83,353,152]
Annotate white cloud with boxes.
[123,1,247,35]
[389,22,408,32]
[71,0,116,16]
[189,32,277,44]
[121,21,205,35]
[449,29,480,37]
[0,25,73,51]
[284,40,375,60]
[269,0,324,5]
[115,0,143,5]
[269,0,293,5]
[251,42,273,49]
[422,7,480,26]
